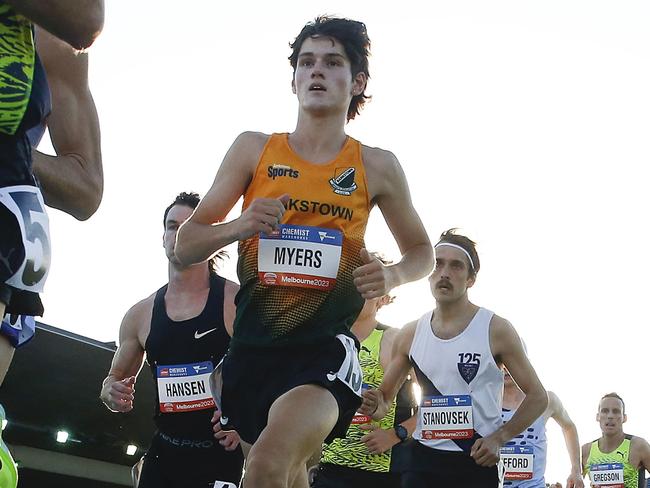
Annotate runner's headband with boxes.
[434,242,475,271]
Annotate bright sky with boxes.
[37,0,649,482]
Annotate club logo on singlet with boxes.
[457,352,481,384]
[329,167,358,196]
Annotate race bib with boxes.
[0,185,51,293]
[351,383,372,424]
[501,446,534,480]
[589,463,625,488]
[212,482,237,488]
[333,334,363,396]
[156,361,214,413]
[419,395,473,440]
[258,224,342,290]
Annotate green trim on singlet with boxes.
[586,436,643,488]
[0,2,35,135]
[321,328,397,473]
[0,405,18,488]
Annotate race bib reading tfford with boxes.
[258,224,342,291]
[419,395,473,440]
[156,361,214,413]
[501,446,534,480]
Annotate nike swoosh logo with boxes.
[194,328,217,339]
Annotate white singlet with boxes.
[409,307,504,452]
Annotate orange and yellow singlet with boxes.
[234,133,370,348]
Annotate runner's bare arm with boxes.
[360,412,418,454]
[33,27,102,221]
[547,391,584,488]
[6,0,103,50]
[175,132,287,266]
[360,321,416,419]
[490,317,548,444]
[100,298,151,412]
[631,437,650,475]
[355,148,433,299]
[580,443,591,475]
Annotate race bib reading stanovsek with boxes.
[420,395,473,440]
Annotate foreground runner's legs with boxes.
[243,385,339,488]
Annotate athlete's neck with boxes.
[290,116,348,163]
[599,431,626,452]
[502,383,525,410]
[431,296,479,339]
[167,263,210,296]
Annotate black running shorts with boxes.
[221,334,363,445]
[401,441,501,488]
[138,431,243,488]
[312,463,401,488]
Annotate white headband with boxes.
[435,242,475,270]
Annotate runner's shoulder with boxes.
[488,312,513,330]
[122,292,155,332]
[488,313,519,342]
[361,144,401,177]
[235,130,271,144]
[395,320,418,352]
[381,324,399,340]
[223,131,270,166]
[223,277,240,293]
[630,434,650,452]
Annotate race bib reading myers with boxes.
[156,361,214,413]
[589,463,625,488]
[501,446,534,480]
[258,224,342,291]
[419,395,473,440]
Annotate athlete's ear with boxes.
[291,78,297,95]
[623,413,627,424]
[466,274,476,289]
[351,71,367,96]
